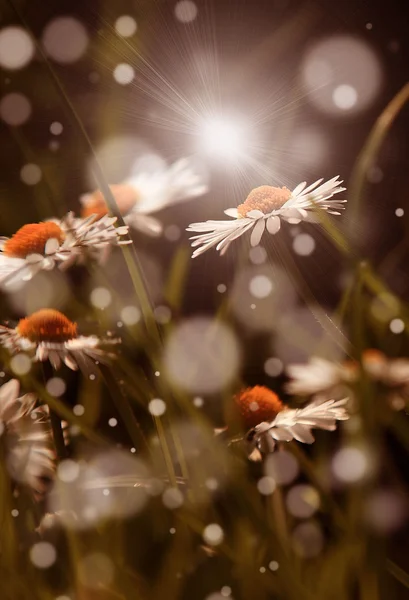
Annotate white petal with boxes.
[291,181,307,196]
[266,216,281,235]
[250,219,265,247]
[246,209,264,219]
[224,208,239,218]
[45,238,60,255]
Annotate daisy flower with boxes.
[0,309,119,372]
[80,157,208,236]
[187,176,346,257]
[0,212,130,288]
[286,350,409,411]
[0,379,55,495]
[233,385,349,460]
[286,356,356,396]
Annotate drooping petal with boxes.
[250,219,266,247]
[266,216,281,235]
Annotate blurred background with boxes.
[0,0,409,598]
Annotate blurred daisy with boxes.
[187,176,346,257]
[80,158,208,236]
[233,385,349,460]
[0,309,119,371]
[286,356,356,396]
[0,379,55,495]
[0,213,130,287]
[286,350,409,411]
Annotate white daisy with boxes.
[286,356,356,396]
[231,385,349,460]
[80,157,208,236]
[247,397,349,459]
[187,176,346,257]
[0,379,56,495]
[0,309,119,372]
[0,213,130,288]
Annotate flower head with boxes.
[80,158,208,236]
[187,176,346,257]
[0,309,119,372]
[0,379,55,495]
[235,386,284,429]
[0,213,130,288]
[246,396,349,459]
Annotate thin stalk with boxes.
[154,416,178,487]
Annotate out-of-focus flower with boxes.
[0,213,130,287]
[187,176,346,257]
[80,158,208,236]
[286,356,356,396]
[0,379,55,495]
[0,309,119,371]
[232,385,349,460]
[286,350,409,411]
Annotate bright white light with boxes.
[0,26,34,70]
[332,84,358,110]
[200,118,246,161]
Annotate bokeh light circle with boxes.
[0,93,32,126]
[163,317,241,394]
[175,1,198,23]
[301,35,383,116]
[42,17,89,64]
[0,26,34,70]
[115,16,137,37]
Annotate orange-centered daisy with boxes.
[16,309,78,343]
[3,223,65,258]
[237,186,291,218]
[235,385,284,429]
[80,184,139,219]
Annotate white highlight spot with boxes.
[50,121,63,135]
[0,26,34,70]
[90,287,112,309]
[257,476,276,495]
[10,353,31,376]
[46,377,66,397]
[121,305,141,326]
[332,447,369,483]
[249,275,273,299]
[30,542,56,569]
[20,163,42,185]
[332,84,358,110]
[149,398,166,417]
[293,233,315,256]
[264,357,283,377]
[390,318,404,334]
[395,208,404,217]
[113,63,135,85]
[43,17,89,64]
[175,1,198,23]
[200,117,246,161]
[58,460,80,483]
[115,16,137,37]
[203,523,224,546]
[162,487,184,509]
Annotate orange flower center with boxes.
[234,385,284,429]
[237,186,291,218]
[3,223,64,258]
[17,309,78,343]
[81,184,139,219]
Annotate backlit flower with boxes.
[80,158,208,236]
[187,176,346,257]
[241,391,349,459]
[286,356,356,396]
[0,379,55,495]
[0,309,119,371]
[0,212,130,287]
